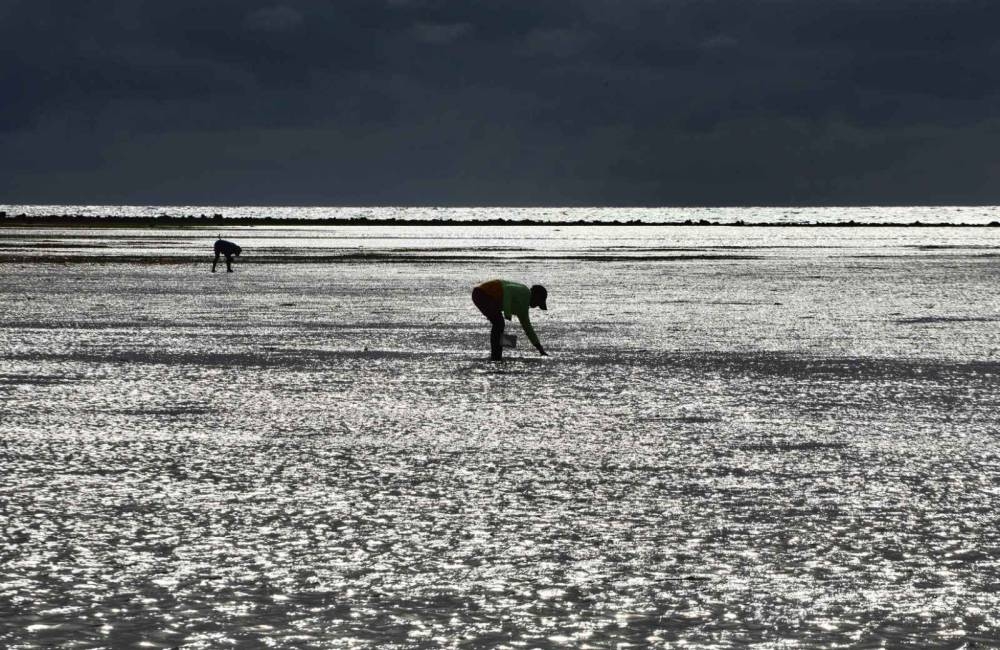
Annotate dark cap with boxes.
[530,284,548,310]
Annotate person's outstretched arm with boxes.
[517,314,548,356]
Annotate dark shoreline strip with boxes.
[2,215,999,228]
[0,253,760,265]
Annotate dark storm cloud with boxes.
[2,0,1000,205]
[243,5,305,33]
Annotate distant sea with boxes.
[3,204,1000,225]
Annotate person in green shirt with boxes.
[472,279,549,361]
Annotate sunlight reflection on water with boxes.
[4,203,1000,225]
[1,225,1000,648]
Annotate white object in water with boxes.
[501,333,517,348]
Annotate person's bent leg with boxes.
[489,319,504,360]
[472,288,505,361]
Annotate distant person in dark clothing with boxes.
[472,279,548,361]
[212,238,241,273]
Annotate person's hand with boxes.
[539,350,549,357]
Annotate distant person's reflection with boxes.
[212,237,242,273]
[472,279,548,361]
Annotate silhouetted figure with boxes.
[212,238,242,273]
[472,279,548,361]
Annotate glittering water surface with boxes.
[5,203,1000,224]
[2,225,1000,648]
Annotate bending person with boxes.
[212,237,242,273]
[472,279,548,361]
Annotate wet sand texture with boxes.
[2,225,1000,648]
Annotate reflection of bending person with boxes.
[472,279,548,361]
[212,238,242,273]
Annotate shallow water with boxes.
[4,203,1000,224]
[2,226,1000,648]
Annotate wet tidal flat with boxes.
[2,226,1000,648]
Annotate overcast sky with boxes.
[2,0,999,206]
